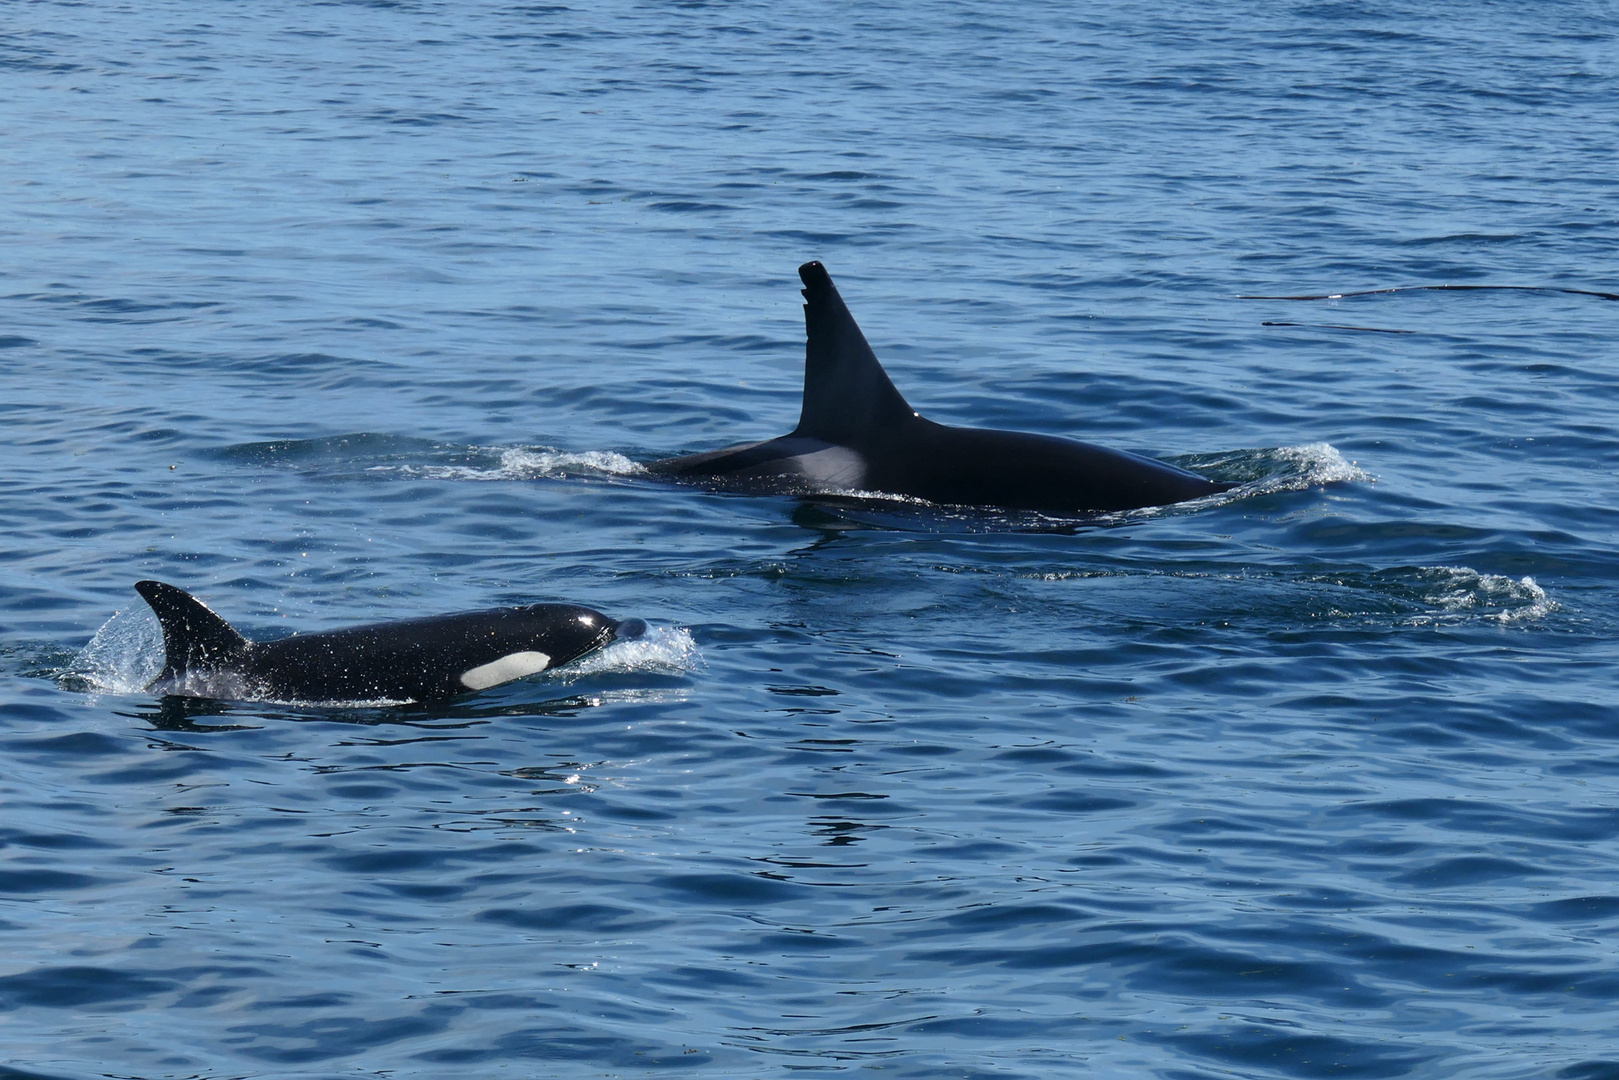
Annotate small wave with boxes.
[1406,567,1557,624]
[381,446,648,482]
[1022,564,1557,629]
[1177,441,1370,496]
[1290,565,1558,626]
[1271,442,1371,487]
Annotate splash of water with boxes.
[560,625,703,678]
[64,605,164,693]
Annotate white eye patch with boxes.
[459,651,551,691]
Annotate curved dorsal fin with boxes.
[792,262,916,446]
[134,580,249,681]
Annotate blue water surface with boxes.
[3,2,1619,1077]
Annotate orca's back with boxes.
[870,421,1230,513]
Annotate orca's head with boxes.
[454,603,647,695]
[511,604,640,667]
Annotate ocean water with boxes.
[3,2,1618,1077]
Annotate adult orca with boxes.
[133,580,646,704]
[648,262,1233,514]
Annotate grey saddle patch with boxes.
[789,444,867,489]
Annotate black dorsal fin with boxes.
[792,261,916,446]
[134,580,250,681]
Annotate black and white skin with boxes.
[134,580,646,704]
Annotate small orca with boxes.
[649,262,1234,514]
[133,580,647,704]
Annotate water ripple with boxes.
[3,1,1619,1077]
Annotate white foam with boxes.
[379,446,647,482]
[497,447,647,478]
[558,625,702,678]
[1271,442,1372,486]
[1411,567,1557,624]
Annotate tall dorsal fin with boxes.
[792,261,916,446]
[134,580,249,681]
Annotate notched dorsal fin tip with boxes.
[798,260,832,297]
[792,261,916,445]
[134,580,249,681]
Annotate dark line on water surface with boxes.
[1262,321,1415,334]
[1239,285,1619,301]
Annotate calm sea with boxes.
[3,2,1618,1077]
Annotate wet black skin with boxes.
[134,580,644,703]
[650,261,1231,514]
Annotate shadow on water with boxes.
[789,497,1106,536]
[212,432,447,466]
[0,1062,79,1080]
[1146,1024,1439,1079]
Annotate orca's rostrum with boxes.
[650,262,1233,514]
[134,580,645,704]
